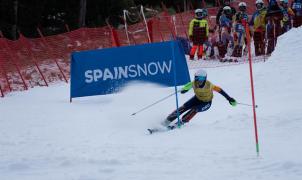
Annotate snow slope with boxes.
[1,27,302,180]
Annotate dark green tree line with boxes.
[0,0,217,40]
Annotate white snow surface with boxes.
[1,27,302,180]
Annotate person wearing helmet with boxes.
[217,6,234,59]
[161,69,237,129]
[235,2,249,23]
[265,0,284,55]
[216,0,237,25]
[188,9,209,60]
[250,0,267,56]
[292,0,302,27]
[232,2,249,58]
[267,0,282,15]
[279,0,295,33]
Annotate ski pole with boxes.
[238,102,258,108]
[131,90,180,116]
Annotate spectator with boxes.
[216,0,237,25]
[250,0,267,56]
[291,0,302,27]
[188,9,209,60]
[218,6,234,59]
[232,2,249,58]
[279,0,295,33]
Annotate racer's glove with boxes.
[228,97,237,107]
[180,89,188,94]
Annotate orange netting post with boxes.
[0,60,12,92]
[19,34,48,87]
[154,17,165,42]
[0,33,12,93]
[1,38,28,90]
[110,27,121,47]
[147,19,154,43]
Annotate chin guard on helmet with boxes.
[223,6,232,15]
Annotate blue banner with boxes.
[70,41,190,99]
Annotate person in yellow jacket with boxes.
[188,9,209,60]
[161,69,237,129]
[249,0,267,56]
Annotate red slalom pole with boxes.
[245,22,260,156]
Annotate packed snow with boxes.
[1,27,302,180]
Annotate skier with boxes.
[291,0,302,27]
[161,69,237,129]
[218,6,234,60]
[250,0,267,56]
[188,8,209,60]
[232,2,249,58]
[279,0,295,34]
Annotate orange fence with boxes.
[0,0,293,97]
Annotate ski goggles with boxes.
[239,6,246,12]
[194,76,206,81]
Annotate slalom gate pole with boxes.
[131,90,180,116]
[171,41,181,128]
[245,22,260,156]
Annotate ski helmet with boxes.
[202,8,208,17]
[194,69,207,87]
[223,6,232,15]
[255,0,264,10]
[195,8,204,19]
[238,2,247,11]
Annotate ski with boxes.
[147,125,180,134]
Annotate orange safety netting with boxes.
[0,0,293,97]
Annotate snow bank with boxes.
[0,27,302,180]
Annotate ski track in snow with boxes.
[0,27,302,180]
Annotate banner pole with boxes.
[245,22,260,156]
[171,41,181,127]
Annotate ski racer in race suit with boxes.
[250,0,267,56]
[232,2,249,58]
[291,0,302,27]
[161,69,237,129]
[188,9,209,60]
[279,0,295,33]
